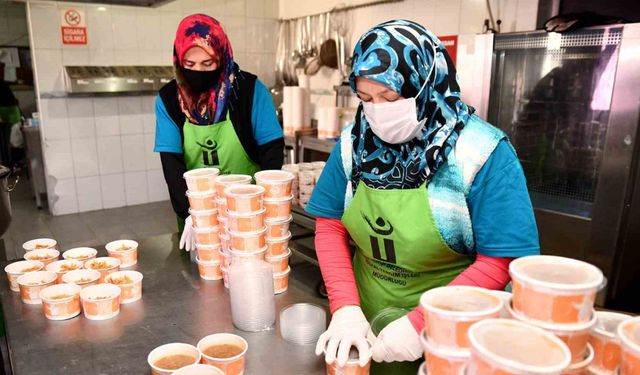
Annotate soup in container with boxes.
[148,343,201,375]
[324,344,371,375]
[22,238,57,252]
[589,311,633,373]
[183,168,219,192]
[45,259,84,283]
[265,232,291,257]
[4,260,44,292]
[105,270,143,304]
[226,208,265,232]
[39,283,82,320]
[80,283,121,320]
[618,317,640,375]
[420,330,470,375]
[467,319,571,375]
[215,175,252,198]
[228,247,267,264]
[266,248,291,274]
[196,257,223,281]
[264,195,293,220]
[273,267,291,294]
[197,243,222,262]
[186,190,217,211]
[24,248,60,266]
[228,227,266,251]
[254,170,295,198]
[62,269,101,289]
[225,185,265,214]
[193,226,221,246]
[197,333,248,375]
[265,215,292,239]
[419,286,503,350]
[62,247,98,262]
[190,208,219,228]
[16,270,57,304]
[84,257,121,282]
[561,344,593,375]
[174,364,224,375]
[105,240,138,268]
[509,255,604,324]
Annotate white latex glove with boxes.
[179,216,196,252]
[315,306,371,367]
[371,316,422,363]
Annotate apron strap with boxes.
[340,124,354,211]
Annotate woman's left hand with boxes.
[371,316,422,363]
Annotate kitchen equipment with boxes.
[64,66,173,94]
[279,303,326,345]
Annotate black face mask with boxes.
[181,67,221,93]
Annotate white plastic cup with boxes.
[229,260,276,332]
[84,257,121,282]
[45,259,84,283]
[255,170,295,198]
[39,283,82,320]
[215,174,252,198]
[62,247,98,262]
[23,248,60,266]
[4,260,44,292]
[80,283,121,320]
[105,270,143,304]
[183,168,219,192]
[16,270,57,304]
[147,343,201,375]
[61,269,101,289]
[22,238,57,252]
[105,239,139,268]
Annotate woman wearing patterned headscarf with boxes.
[155,14,284,250]
[307,20,539,374]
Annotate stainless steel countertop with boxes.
[0,234,328,375]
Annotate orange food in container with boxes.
[216,198,228,220]
[273,266,291,294]
[105,239,139,268]
[215,174,252,197]
[184,168,219,192]
[197,333,248,375]
[45,259,84,283]
[190,208,219,228]
[618,317,640,375]
[197,243,222,262]
[509,255,604,325]
[62,269,101,289]
[16,271,57,304]
[562,344,594,375]
[186,190,217,211]
[105,270,143,304]
[62,247,98,262]
[264,195,293,220]
[80,283,121,320]
[193,226,221,246]
[324,343,372,375]
[227,208,265,232]
[420,330,470,375]
[22,238,57,252]
[228,227,267,251]
[196,257,223,281]
[39,283,82,320]
[419,286,503,350]
[148,343,201,375]
[255,170,295,198]
[265,215,292,239]
[4,260,44,292]
[265,231,291,257]
[84,257,121,282]
[228,247,267,264]
[225,185,265,213]
[23,248,60,266]
[467,319,571,375]
[174,364,224,375]
[589,311,632,373]
[266,248,291,274]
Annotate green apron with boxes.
[341,181,473,375]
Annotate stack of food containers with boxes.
[298,163,315,208]
[281,164,299,205]
[590,311,633,374]
[618,316,640,375]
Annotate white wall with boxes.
[26,0,279,215]
[0,2,29,47]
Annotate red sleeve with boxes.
[315,217,361,313]
[407,255,514,332]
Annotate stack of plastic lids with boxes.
[228,260,275,332]
[279,303,326,345]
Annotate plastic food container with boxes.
[148,343,201,375]
[196,257,223,281]
[265,231,291,257]
[255,170,295,198]
[467,319,571,375]
[509,255,604,324]
[45,259,84,283]
[219,217,228,237]
[280,303,327,345]
[311,161,326,170]
[186,190,217,211]
[220,234,230,252]
[370,307,410,336]
[215,174,252,197]
[420,330,470,375]
[4,260,44,292]
[196,243,222,262]
[16,271,57,304]
[419,286,503,350]
[324,343,372,375]
[39,283,82,320]
[62,247,98,262]
[190,208,219,228]
[197,333,248,375]
[22,238,57,252]
[23,248,60,266]
[419,362,427,375]
[562,344,594,374]
[105,239,139,268]
[266,248,291,274]
[183,168,219,192]
[264,195,293,220]
[174,364,224,375]
[265,215,292,239]
[61,269,101,289]
[84,257,121,282]
[227,208,265,232]
[489,290,513,319]
[225,185,265,213]
[193,226,221,246]
[105,270,143,304]
[216,198,228,219]
[228,227,267,251]
[589,311,633,373]
[618,317,640,375]
[228,247,267,264]
[221,266,229,288]
[80,283,121,320]
[273,266,291,294]
[299,170,315,185]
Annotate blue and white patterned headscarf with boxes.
[349,20,474,189]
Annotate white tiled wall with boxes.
[26,0,279,215]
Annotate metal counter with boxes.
[0,234,328,375]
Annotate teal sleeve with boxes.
[251,79,283,146]
[305,140,347,219]
[154,96,183,154]
[468,140,541,257]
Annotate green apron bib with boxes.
[341,181,473,375]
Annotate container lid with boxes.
[183,167,219,178]
[226,207,266,217]
[228,226,267,237]
[264,194,294,202]
[265,247,291,261]
[265,215,293,224]
[4,260,44,274]
[509,255,604,291]
[215,174,252,185]
[594,311,633,338]
[618,317,640,354]
[420,286,503,317]
[185,189,216,197]
[265,231,292,242]
[224,184,264,197]
[255,170,295,183]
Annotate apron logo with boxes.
[362,214,397,264]
[196,139,219,166]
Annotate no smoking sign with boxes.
[60,8,87,45]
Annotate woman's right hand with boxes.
[315,305,371,367]
[179,216,196,252]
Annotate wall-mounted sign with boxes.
[438,35,458,65]
[60,8,87,45]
